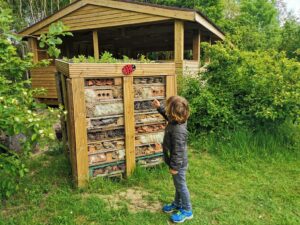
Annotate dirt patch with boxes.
[83,188,161,213]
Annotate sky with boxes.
[285,0,300,15]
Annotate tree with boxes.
[4,0,73,30]
[223,0,282,51]
[280,16,300,60]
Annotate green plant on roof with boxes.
[99,51,117,63]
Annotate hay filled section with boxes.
[55,60,176,187]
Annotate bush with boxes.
[0,5,63,201]
[181,42,300,133]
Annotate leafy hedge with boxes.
[181,42,300,133]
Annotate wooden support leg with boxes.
[123,76,135,177]
[67,78,89,187]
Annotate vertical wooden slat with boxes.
[67,78,89,187]
[93,30,99,60]
[123,76,135,177]
[61,74,71,155]
[166,75,176,98]
[174,20,184,62]
[174,20,184,94]
[66,79,77,184]
[193,29,200,63]
[28,37,39,63]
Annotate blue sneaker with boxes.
[171,209,193,223]
[162,203,181,213]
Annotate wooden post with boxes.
[67,78,89,187]
[93,30,99,60]
[193,29,201,64]
[123,76,135,177]
[174,20,184,94]
[166,75,176,99]
[28,37,39,63]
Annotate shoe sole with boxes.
[162,209,177,214]
[172,215,193,223]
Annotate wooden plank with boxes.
[37,14,169,34]
[27,38,39,63]
[92,30,99,60]
[60,11,145,26]
[67,78,89,187]
[193,29,200,62]
[66,79,77,185]
[62,5,111,18]
[61,8,129,22]
[56,61,176,78]
[61,74,72,157]
[123,76,135,177]
[55,60,70,76]
[86,0,195,21]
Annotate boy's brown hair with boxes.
[166,96,190,124]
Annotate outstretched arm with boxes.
[152,99,169,121]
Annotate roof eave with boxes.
[194,13,225,40]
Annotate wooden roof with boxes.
[19,0,225,40]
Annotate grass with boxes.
[0,128,299,225]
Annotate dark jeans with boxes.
[172,166,192,211]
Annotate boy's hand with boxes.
[169,169,178,175]
[152,99,160,109]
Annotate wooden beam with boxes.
[194,13,225,40]
[67,78,89,187]
[92,30,99,60]
[28,38,39,63]
[123,76,135,177]
[192,29,200,62]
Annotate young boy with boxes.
[152,96,193,223]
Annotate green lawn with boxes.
[0,132,299,225]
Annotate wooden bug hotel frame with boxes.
[56,60,176,187]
